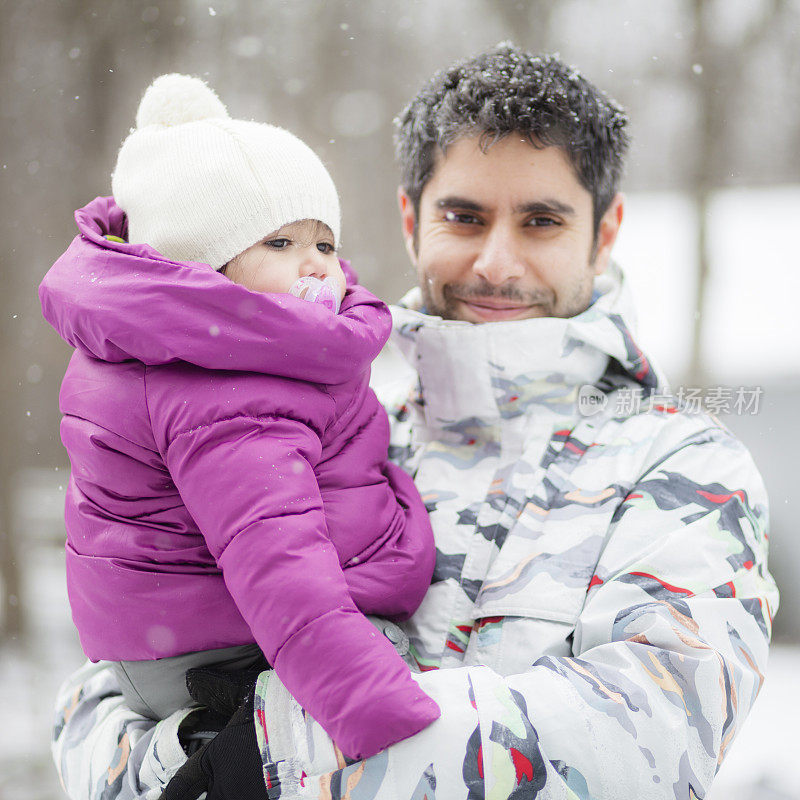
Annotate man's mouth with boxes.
[454,296,541,321]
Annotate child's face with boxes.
[223,219,345,302]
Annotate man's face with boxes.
[398,136,623,323]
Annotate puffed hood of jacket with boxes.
[39,196,391,385]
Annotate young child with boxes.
[39,74,440,760]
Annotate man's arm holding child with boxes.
[252,421,777,800]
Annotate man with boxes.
[52,45,777,799]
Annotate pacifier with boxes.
[288,276,341,314]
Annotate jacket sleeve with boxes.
[164,413,438,760]
[253,425,778,799]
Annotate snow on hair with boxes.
[393,43,630,233]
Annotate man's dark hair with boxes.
[394,44,630,236]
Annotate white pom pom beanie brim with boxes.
[111,74,340,269]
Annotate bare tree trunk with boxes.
[0,479,24,640]
[687,0,786,387]
[488,0,555,53]
[0,2,25,642]
[687,0,713,388]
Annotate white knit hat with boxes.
[111,73,341,269]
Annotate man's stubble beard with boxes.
[419,268,597,322]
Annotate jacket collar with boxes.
[389,263,666,426]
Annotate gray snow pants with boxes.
[111,616,409,720]
[111,642,265,720]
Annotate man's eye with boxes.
[444,210,480,225]
[316,242,335,254]
[528,216,559,227]
[265,238,291,249]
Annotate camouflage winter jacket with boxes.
[53,263,778,800]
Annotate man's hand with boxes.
[159,664,269,800]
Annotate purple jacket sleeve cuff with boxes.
[272,607,440,760]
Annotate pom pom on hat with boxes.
[135,73,229,128]
[112,73,340,269]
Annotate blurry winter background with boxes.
[1,0,798,797]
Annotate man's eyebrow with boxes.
[515,200,576,216]
[435,196,486,212]
[434,197,576,216]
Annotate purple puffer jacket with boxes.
[39,196,440,759]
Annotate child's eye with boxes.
[265,237,291,249]
[316,242,335,254]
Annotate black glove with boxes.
[186,662,268,718]
[159,663,270,800]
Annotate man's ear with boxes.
[592,192,624,275]
[397,186,418,266]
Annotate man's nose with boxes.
[471,225,526,285]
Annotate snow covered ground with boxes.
[0,546,85,800]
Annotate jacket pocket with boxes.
[465,612,577,676]
[471,534,602,624]
[465,507,614,674]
